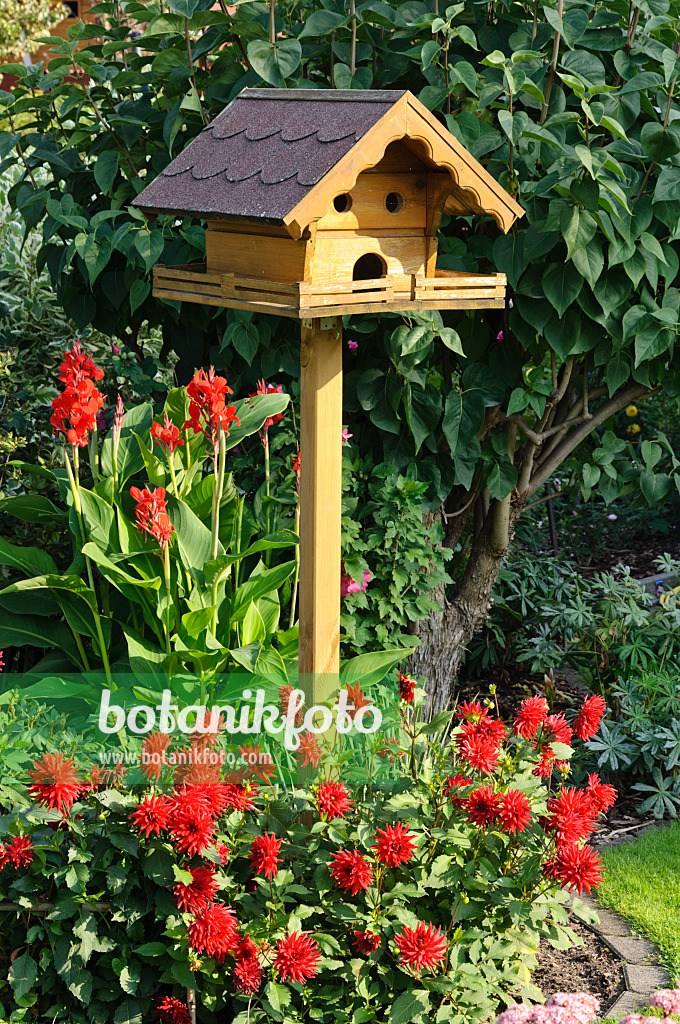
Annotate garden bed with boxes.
[534,914,625,1011]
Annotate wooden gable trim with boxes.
[283,91,523,239]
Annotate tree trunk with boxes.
[411,500,522,714]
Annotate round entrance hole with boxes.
[385,191,404,213]
[333,193,352,213]
[352,253,387,281]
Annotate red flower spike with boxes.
[173,864,219,914]
[273,932,322,984]
[330,849,374,895]
[184,367,240,455]
[188,903,239,963]
[372,822,417,867]
[397,673,415,703]
[316,781,352,819]
[155,996,191,1024]
[249,832,282,879]
[27,752,83,815]
[573,695,607,741]
[151,414,185,455]
[395,921,447,974]
[130,486,175,550]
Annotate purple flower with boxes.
[496,330,504,341]
[348,340,358,352]
[111,342,121,355]
[341,428,353,443]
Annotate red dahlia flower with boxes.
[233,945,262,994]
[395,921,447,974]
[573,695,607,740]
[169,801,215,857]
[456,731,501,774]
[498,789,532,835]
[514,696,549,738]
[222,781,258,812]
[444,774,473,807]
[215,841,231,865]
[397,673,416,703]
[0,844,8,870]
[130,485,175,550]
[372,822,417,867]
[345,681,372,720]
[139,730,172,782]
[317,781,352,819]
[532,749,556,778]
[585,774,617,813]
[296,731,322,768]
[329,849,374,895]
[188,902,238,962]
[151,415,185,455]
[466,785,501,827]
[249,832,283,879]
[353,930,381,954]
[543,713,573,746]
[7,836,33,868]
[239,743,277,784]
[273,932,321,983]
[174,864,219,914]
[27,752,83,815]
[184,367,240,455]
[546,842,604,895]
[155,996,191,1024]
[130,793,171,838]
[455,700,487,722]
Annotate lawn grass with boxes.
[596,820,680,987]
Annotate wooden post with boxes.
[298,316,343,723]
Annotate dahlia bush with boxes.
[0,675,615,1024]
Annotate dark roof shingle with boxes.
[133,89,403,223]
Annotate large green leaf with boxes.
[231,562,296,622]
[247,38,302,86]
[101,402,154,484]
[224,393,291,452]
[0,610,80,664]
[167,494,220,580]
[0,494,65,523]
[340,648,414,687]
[0,535,58,576]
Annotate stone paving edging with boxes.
[570,891,671,1019]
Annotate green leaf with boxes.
[442,390,463,454]
[167,494,219,581]
[264,982,291,1016]
[542,263,583,316]
[0,494,65,523]
[8,951,38,1000]
[130,279,150,316]
[389,990,431,1024]
[133,229,164,271]
[224,393,290,453]
[0,611,80,665]
[94,150,119,195]
[247,39,302,87]
[0,535,57,576]
[640,122,680,162]
[486,458,518,500]
[299,10,346,37]
[404,383,441,453]
[640,470,672,505]
[231,562,296,622]
[340,647,411,687]
[113,999,142,1024]
[572,239,604,289]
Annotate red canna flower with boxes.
[292,450,300,492]
[249,379,285,445]
[547,842,604,895]
[184,367,240,456]
[151,414,185,455]
[329,849,373,895]
[130,793,171,838]
[372,822,417,867]
[465,785,501,828]
[296,731,322,769]
[353,930,380,954]
[188,902,239,962]
[514,696,549,739]
[317,780,352,819]
[27,752,83,815]
[498,789,532,835]
[130,485,174,550]
[7,836,33,869]
[573,695,607,740]
[174,864,219,914]
[249,832,282,879]
[273,932,321,983]
[51,377,105,447]
[58,340,105,387]
[395,921,447,974]
[397,673,416,703]
[155,995,191,1024]
[139,730,172,782]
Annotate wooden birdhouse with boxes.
[134,88,523,317]
[134,88,523,736]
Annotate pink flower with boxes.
[340,566,371,596]
[496,330,504,341]
[341,428,353,443]
[348,340,358,351]
[111,343,121,355]
[607,513,617,521]
[649,989,680,1016]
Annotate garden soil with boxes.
[534,914,624,1009]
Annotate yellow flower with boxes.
[627,423,641,435]
[626,405,638,417]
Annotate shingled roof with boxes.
[133,89,523,236]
